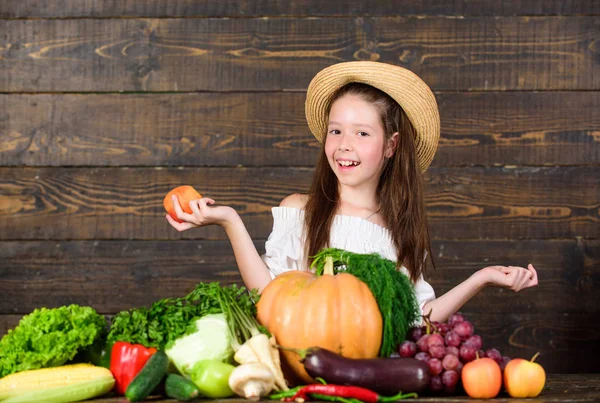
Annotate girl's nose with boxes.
[337,132,352,151]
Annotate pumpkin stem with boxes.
[323,256,334,276]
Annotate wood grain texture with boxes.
[2,92,599,167]
[435,92,600,167]
[0,93,319,167]
[1,1,598,18]
[428,239,599,315]
[0,166,304,241]
[464,312,600,374]
[0,240,250,313]
[1,167,597,240]
[1,17,599,92]
[0,239,596,314]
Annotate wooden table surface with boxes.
[92,374,599,403]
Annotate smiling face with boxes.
[325,94,397,191]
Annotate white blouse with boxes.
[261,206,436,314]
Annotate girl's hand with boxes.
[166,195,235,232]
[479,264,539,292]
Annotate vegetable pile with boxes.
[104,281,288,400]
[0,281,292,402]
[0,248,447,403]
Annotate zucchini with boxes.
[125,350,169,402]
[165,373,200,401]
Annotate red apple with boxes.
[461,355,502,399]
[503,352,546,398]
[164,185,202,223]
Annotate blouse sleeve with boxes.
[261,207,306,278]
[414,274,436,318]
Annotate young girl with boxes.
[166,61,538,323]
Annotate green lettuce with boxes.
[0,305,107,377]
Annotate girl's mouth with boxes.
[336,159,360,170]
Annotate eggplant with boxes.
[301,347,431,395]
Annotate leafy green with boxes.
[0,305,107,377]
[311,248,420,358]
[165,313,233,375]
[107,282,260,350]
[107,297,208,349]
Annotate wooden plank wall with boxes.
[0,1,598,373]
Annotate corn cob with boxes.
[1,378,115,403]
[0,363,114,401]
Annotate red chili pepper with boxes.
[109,341,157,395]
[284,384,416,403]
[285,385,377,403]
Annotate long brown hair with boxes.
[304,83,434,282]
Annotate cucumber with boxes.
[165,373,200,401]
[125,350,169,402]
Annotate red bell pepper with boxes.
[110,341,157,395]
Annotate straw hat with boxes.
[305,61,440,172]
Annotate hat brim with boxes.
[305,61,440,172]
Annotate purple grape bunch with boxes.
[395,312,511,395]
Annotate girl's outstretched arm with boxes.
[166,195,272,292]
[422,264,538,323]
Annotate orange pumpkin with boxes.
[256,258,382,384]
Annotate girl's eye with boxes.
[358,131,369,137]
[329,129,341,135]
